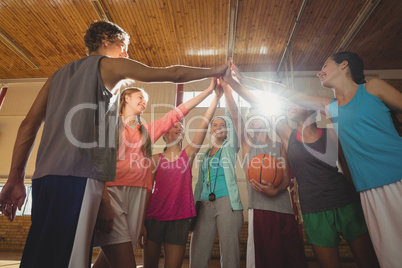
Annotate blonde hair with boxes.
[119,87,152,158]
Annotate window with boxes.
[183,90,286,116]
[183,91,252,108]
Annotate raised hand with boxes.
[214,83,224,99]
[231,64,244,83]
[206,77,218,94]
[213,60,231,77]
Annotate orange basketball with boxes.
[246,154,283,187]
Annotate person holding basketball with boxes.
[0,20,228,268]
[189,83,244,268]
[220,76,307,268]
[231,51,402,268]
[143,79,223,268]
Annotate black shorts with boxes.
[145,218,191,245]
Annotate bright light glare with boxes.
[182,90,287,117]
[262,93,283,115]
[252,92,285,116]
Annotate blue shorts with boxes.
[20,175,104,268]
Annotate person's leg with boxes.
[93,186,142,268]
[252,209,283,268]
[189,201,218,268]
[163,218,191,268]
[91,250,110,268]
[164,243,186,268]
[143,240,162,268]
[125,187,147,247]
[348,233,379,268]
[312,245,341,268]
[98,242,136,268]
[215,196,243,268]
[303,210,343,268]
[335,202,379,268]
[246,209,255,268]
[280,213,307,268]
[20,176,103,268]
[360,181,402,268]
[144,219,165,268]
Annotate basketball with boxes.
[246,154,283,187]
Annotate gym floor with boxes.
[0,250,361,267]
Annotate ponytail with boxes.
[330,51,366,84]
[137,114,152,158]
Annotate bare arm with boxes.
[275,121,292,153]
[95,186,114,234]
[220,79,251,158]
[224,74,261,105]
[182,78,216,111]
[146,79,216,143]
[185,80,222,159]
[0,78,50,221]
[366,78,402,113]
[231,66,332,113]
[100,57,229,91]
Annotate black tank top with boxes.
[287,128,358,214]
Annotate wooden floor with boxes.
[0,251,238,268]
[0,250,360,268]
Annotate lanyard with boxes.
[206,148,222,195]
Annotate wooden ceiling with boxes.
[0,0,401,80]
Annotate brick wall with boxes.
[0,216,30,251]
[1,216,354,261]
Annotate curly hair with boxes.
[84,20,129,55]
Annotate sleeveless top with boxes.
[33,55,118,182]
[146,150,196,221]
[287,128,358,214]
[193,108,243,211]
[329,84,402,191]
[242,139,293,214]
[200,149,229,200]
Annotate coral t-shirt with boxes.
[107,104,189,190]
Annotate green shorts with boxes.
[145,218,190,245]
[302,202,368,248]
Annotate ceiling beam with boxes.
[0,30,39,69]
[227,0,239,61]
[89,0,112,22]
[335,0,381,52]
[276,0,308,74]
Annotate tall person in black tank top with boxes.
[275,103,378,268]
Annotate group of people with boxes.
[0,20,401,268]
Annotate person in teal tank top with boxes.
[228,52,402,268]
[317,52,402,268]
[190,84,244,268]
